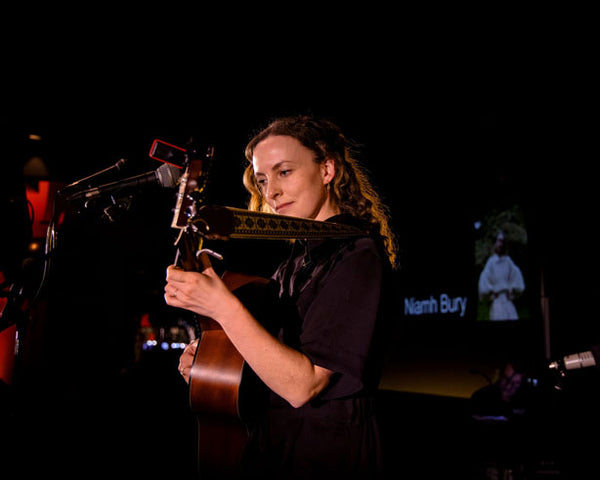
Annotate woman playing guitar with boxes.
[165,115,399,479]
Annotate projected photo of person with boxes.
[475,206,528,321]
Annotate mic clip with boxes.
[101,195,134,223]
[548,359,566,376]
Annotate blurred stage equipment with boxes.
[549,345,600,374]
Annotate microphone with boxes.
[59,158,129,195]
[549,345,600,372]
[66,163,181,202]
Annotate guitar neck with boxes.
[190,206,367,240]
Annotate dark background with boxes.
[2,16,599,478]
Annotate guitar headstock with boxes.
[170,145,214,272]
[171,146,214,229]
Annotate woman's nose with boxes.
[265,179,281,200]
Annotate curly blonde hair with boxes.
[243,115,399,270]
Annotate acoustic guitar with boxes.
[167,142,365,476]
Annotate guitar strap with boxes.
[191,206,367,241]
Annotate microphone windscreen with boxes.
[156,163,181,188]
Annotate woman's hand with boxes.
[178,339,198,384]
[164,264,237,321]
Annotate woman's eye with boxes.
[280,170,291,177]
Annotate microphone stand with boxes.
[28,159,131,309]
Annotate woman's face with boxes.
[252,135,338,221]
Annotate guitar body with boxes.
[189,271,274,477]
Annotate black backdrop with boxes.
[2,30,599,476]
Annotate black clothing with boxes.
[243,215,388,479]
